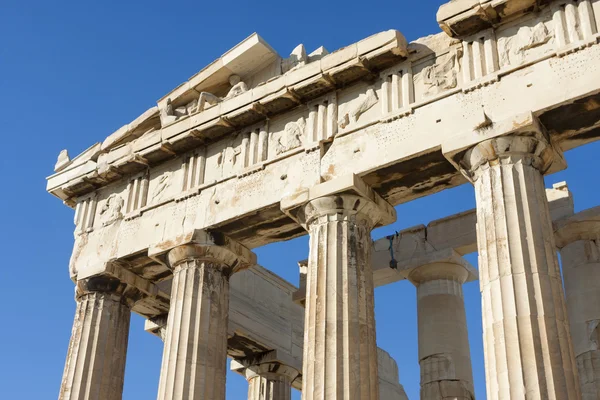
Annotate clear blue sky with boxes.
[2,1,599,399]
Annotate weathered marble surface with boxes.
[48,1,600,399]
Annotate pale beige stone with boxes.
[59,277,131,400]
[407,255,475,400]
[156,241,255,400]
[231,354,300,400]
[377,348,410,400]
[46,3,600,397]
[298,191,395,400]
[458,133,580,400]
[556,211,600,399]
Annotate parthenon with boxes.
[48,0,600,398]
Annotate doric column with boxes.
[459,133,580,399]
[408,255,475,400]
[244,362,298,400]
[298,191,395,400]
[231,351,301,400]
[59,276,133,400]
[556,216,600,399]
[156,234,255,400]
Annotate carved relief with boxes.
[159,98,177,126]
[498,22,553,67]
[421,52,458,96]
[338,88,379,129]
[99,194,124,226]
[282,44,308,74]
[274,117,306,155]
[151,172,171,203]
[197,75,248,112]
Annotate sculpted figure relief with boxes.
[275,117,306,155]
[197,74,248,112]
[338,88,379,129]
[151,172,171,203]
[422,52,458,96]
[499,22,552,66]
[282,44,308,74]
[99,194,124,226]
[159,75,249,126]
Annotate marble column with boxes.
[409,260,475,400]
[244,362,298,400]
[556,220,600,399]
[59,276,132,400]
[156,243,247,400]
[460,135,579,399]
[299,193,394,400]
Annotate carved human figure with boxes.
[197,74,248,112]
[151,172,171,203]
[159,98,178,126]
[275,117,306,155]
[499,22,552,66]
[338,88,379,128]
[99,194,124,226]
[422,52,458,95]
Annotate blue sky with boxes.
[2,1,599,399]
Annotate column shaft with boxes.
[466,136,579,399]
[156,259,229,400]
[60,286,130,400]
[301,195,382,400]
[560,239,600,399]
[416,278,474,399]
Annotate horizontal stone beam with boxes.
[50,12,600,266]
[293,181,573,302]
[371,181,573,287]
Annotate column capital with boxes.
[396,249,478,285]
[149,229,257,276]
[460,135,553,181]
[442,112,566,182]
[75,275,143,307]
[301,194,388,229]
[243,362,300,382]
[281,173,396,230]
[231,350,302,382]
[554,206,600,248]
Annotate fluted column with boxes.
[299,193,394,400]
[156,242,250,400]
[556,220,600,399]
[244,362,298,400]
[460,135,579,399]
[59,276,132,400]
[409,260,475,400]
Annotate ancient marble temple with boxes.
[48,0,600,398]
